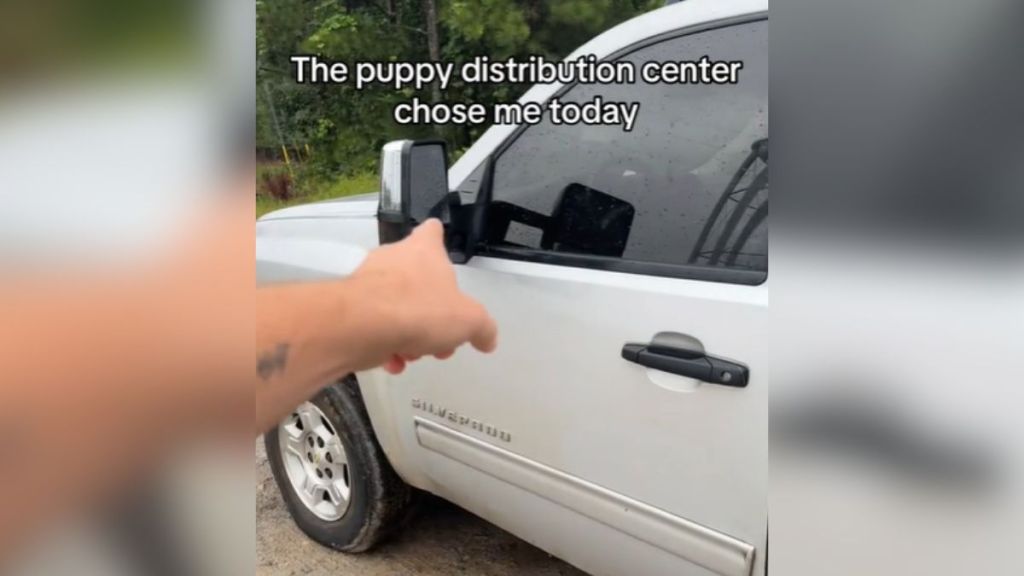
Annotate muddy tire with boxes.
[265,375,416,552]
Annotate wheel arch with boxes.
[352,369,436,492]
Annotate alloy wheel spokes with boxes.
[277,402,353,521]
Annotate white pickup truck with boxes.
[257,1,768,575]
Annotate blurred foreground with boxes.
[1,1,255,575]
[772,0,1024,575]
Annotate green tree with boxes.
[256,0,661,183]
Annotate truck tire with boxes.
[265,375,416,552]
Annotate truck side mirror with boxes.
[378,139,450,244]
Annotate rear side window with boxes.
[487,20,768,278]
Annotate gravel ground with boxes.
[256,442,587,576]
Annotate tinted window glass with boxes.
[489,21,768,273]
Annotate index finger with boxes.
[469,309,498,354]
[408,218,450,260]
[411,218,444,242]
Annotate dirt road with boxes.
[256,444,587,576]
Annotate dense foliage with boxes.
[256,0,661,179]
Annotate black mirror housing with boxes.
[377,139,450,244]
[377,139,495,266]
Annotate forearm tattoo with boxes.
[258,343,290,381]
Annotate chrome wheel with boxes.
[278,402,352,521]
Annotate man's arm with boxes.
[255,219,497,432]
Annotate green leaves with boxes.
[308,13,358,51]
[256,0,658,179]
[446,0,530,57]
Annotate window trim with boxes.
[483,245,767,285]
[474,13,769,286]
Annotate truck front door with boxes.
[401,19,768,576]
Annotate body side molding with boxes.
[414,417,755,576]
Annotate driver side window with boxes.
[486,20,768,279]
